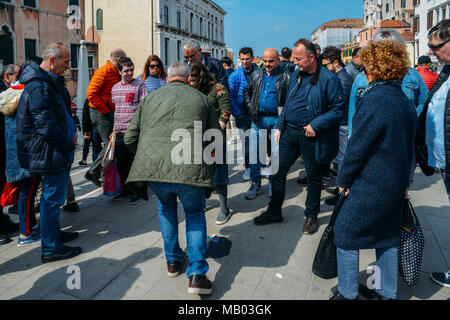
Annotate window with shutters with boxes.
[24,39,36,60]
[427,11,434,30]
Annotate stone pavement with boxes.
[0,137,449,300]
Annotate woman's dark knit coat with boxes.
[335,81,417,250]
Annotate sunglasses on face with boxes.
[149,64,161,69]
[428,39,450,51]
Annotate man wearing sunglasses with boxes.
[183,39,226,86]
[419,19,450,289]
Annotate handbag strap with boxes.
[328,192,347,228]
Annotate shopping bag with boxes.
[102,132,116,172]
[312,192,347,279]
[399,199,425,286]
[0,182,21,207]
[103,159,124,197]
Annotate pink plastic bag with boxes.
[103,159,124,197]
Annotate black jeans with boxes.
[88,109,114,176]
[115,133,135,193]
[82,127,102,162]
[268,126,323,219]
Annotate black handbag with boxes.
[312,192,347,279]
[399,199,425,286]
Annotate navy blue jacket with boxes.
[335,68,353,126]
[204,54,226,86]
[335,81,417,250]
[16,63,75,174]
[276,65,345,164]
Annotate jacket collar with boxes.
[296,62,321,85]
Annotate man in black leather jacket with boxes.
[242,48,291,200]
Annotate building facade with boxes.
[364,0,415,26]
[311,18,364,50]
[85,0,226,74]
[413,0,450,60]
[0,0,97,96]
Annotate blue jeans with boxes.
[235,115,251,169]
[148,182,209,278]
[441,170,450,203]
[250,115,279,184]
[40,170,70,255]
[18,176,41,236]
[337,246,399,300]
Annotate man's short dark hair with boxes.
[221,56,232,67]
[118,57,134,71]
[418,55,432,65]
[294,39,317,57]
[239,47,253,57]
[428,19,450,40]
[281,47,292,59]
[352,47,361,57]
[321,46,344,67]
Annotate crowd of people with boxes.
[0,19,449,298]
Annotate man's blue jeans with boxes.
[40,170,70,255]
[441,170,450,203]
[235,115,251,169]
[250,115,279,184]
[148,182,209,278]
[337,246,398,300]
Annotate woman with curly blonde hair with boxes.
[330,40,418,300]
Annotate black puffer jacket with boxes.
[243,67,291,125]
[418,65,450,178]
[16,63,75,174]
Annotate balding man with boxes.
[242,48,290,200]
[85,48,126,186]
[16,42,82,262]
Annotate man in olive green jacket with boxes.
[124,61,219,296]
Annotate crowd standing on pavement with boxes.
[0,19,450,298]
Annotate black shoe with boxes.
[167,260,184,278]
[0,219,19,235]
[253,211,283,226]
[325,196,339,206]
[0,235,12,245]
[41,245,82,264]
[129,195,143,205]
[60,231,79,243]
[78,160,88,166]
[358,284,394,300]
[322,171,332,181]
[329,291,358,300]
[188,274,213,295]
[297,176,307,185]
[84,171,101,187]
[62,202,79,212]
[303,217,318,235]
[112,192,127,201]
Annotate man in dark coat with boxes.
[253,39,344,235]
[420,19,450,289]
[183,39,226,86]
[0,64,20,244]
[17,42,82,263]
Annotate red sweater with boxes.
[417,67,439,91]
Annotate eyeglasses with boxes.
[428,39,450,51]
[149,64,161,69]
[322,62,332,68]
[184,53,197,60]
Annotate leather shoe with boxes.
[0,235,12,245]
[303,217,318,235]
[60,231,79,243]
[359,284,394,300]
[167,260,184,278]
[41,245,82,263]
[253,211,283,226]
[329,291,358,300]
[84,171,101,187]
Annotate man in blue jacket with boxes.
[228,47,258,180]
[253,39,344,236]
[16,42,82,263]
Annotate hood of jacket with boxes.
[19,62,60,92]
[0,86,24,117]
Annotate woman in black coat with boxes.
[330,40,417,300]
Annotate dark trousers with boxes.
[235,115,251,169]
[18,176,41,235]
[268,126,323,219]
[115,133,134,192]
[88,109,114,176]
[82,127,102,162]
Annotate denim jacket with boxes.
[348,68,428,137]
[276,66,345,164]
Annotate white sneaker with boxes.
[242,168,251,181]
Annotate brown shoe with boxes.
[167,260,184,278]
[303,217,318,235]
[188,274,213,295]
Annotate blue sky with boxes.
[214,0,364,58]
